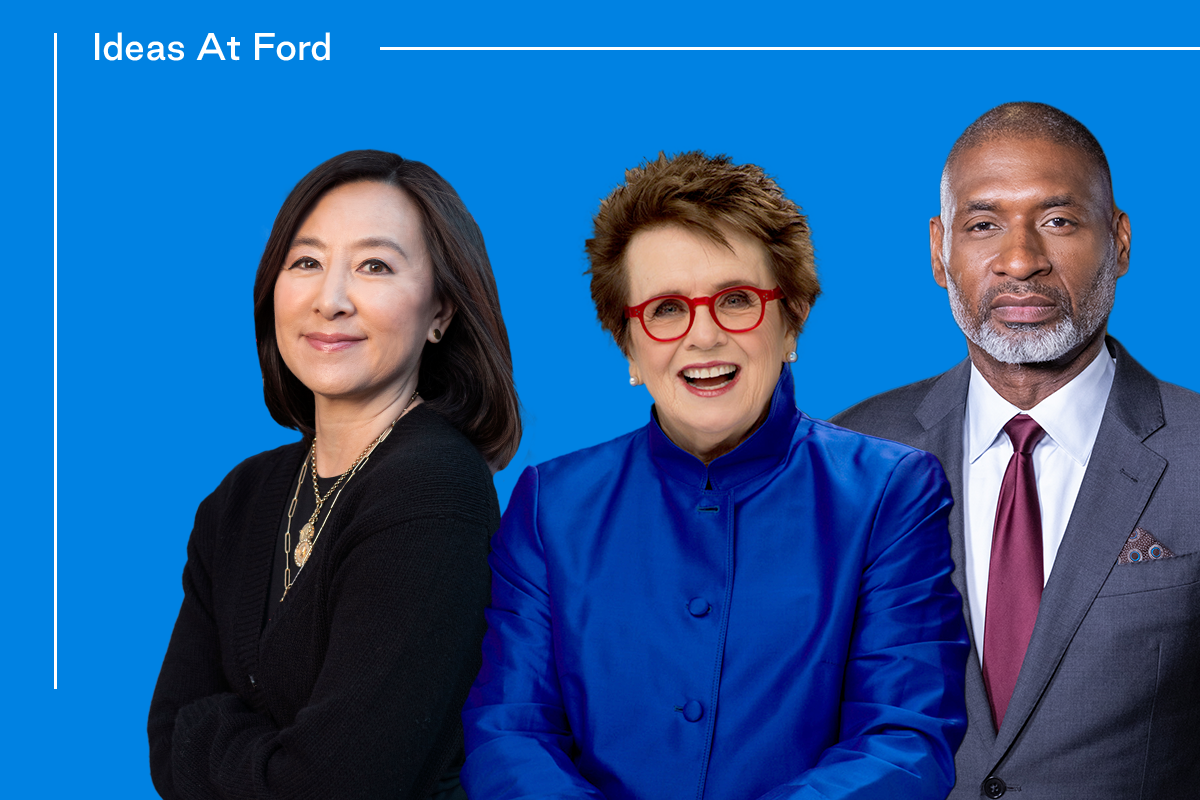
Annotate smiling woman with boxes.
[622,225,795,461]
[148,150,521,800]
[462,151,971,799]
[272,181,452,445]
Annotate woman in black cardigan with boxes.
[148,151,521,800]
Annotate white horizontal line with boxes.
[380,46,1199,51]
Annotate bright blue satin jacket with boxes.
[463,368,968,799]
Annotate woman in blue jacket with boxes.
[462,152,969,799]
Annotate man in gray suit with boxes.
[833,102,1200,799]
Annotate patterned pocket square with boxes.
[1118,527,1175,565]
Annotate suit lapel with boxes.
[912,360,998,751]
[991,337,1168,759]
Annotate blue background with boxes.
[7,1,1199,796]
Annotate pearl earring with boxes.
[787,351,797,363]
[629,377,638,386]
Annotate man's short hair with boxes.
[941,102,1115,211]
[585,151,820,353]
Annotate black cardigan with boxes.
[148,405,499,799]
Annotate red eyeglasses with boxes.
[625,286,785,342]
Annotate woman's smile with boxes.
[304,331,367,352]
[680,361,740,394]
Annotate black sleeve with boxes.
[148,489,234,800]
[150,504,491,799]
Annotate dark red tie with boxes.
[982,414,1046,730]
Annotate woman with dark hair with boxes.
[148,150,520,799]
[462,152,969,799]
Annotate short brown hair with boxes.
[585,151,819,352]
[252,150,522,469]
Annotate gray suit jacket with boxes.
[832,337,1200,800]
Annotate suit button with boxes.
[982,776,1006,798]
[687,598,711,617]
[683,700,703,722]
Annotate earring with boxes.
[432,328,442,342]
[629,376,639,386]
[787,351,797,363]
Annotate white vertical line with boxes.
[53,31,59,690]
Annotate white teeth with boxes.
[682,365,737,380]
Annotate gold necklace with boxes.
[282,391,419,599]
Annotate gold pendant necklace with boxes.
[281,390,419,599]
[294,512,317,568]
[294,522,316,567]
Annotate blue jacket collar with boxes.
[647,365,802,490]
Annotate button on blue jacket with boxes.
[463,368,968,799]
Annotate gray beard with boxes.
[944,255,1118,365]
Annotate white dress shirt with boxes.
[962,345,1115,664]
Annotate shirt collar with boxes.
[966,343,1116,466]
[647,365,802,490]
